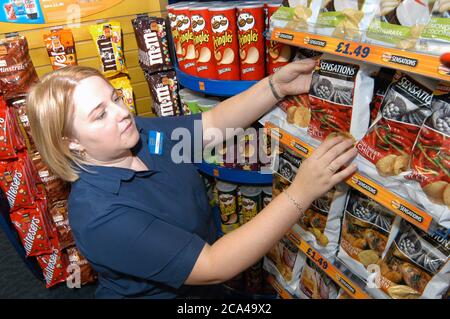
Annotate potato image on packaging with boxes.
[218,48,235,65]
[185,44,196,59]
[422,181,448,205]
[358,250,380,267]
[274,45,292,63]
[243,47,259,64]
[197,47,211,63]
[376,154,398,176]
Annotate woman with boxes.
[27,60,358,298]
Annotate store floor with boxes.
[0,228,96,299]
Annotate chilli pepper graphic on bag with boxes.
[410,82,450,208]
[357,72,436,177]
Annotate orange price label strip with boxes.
[199,81,205,91]
[346,174,432,232]
[267,275,294,299]
[271,28,450,82]
[286,229,370,299]
[213,168,219,177]
[265,122,434,234]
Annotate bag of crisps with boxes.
[89,22,127,78]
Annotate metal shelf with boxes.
[176,67,258,97]
[196,162,273,185]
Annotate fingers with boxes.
[330,163,358,185]
[320,139,355,165]
[309,136,345,160]
[328,147,358,172]
[290,59,316,73]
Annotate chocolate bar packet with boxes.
[145,70,181,117]
[132,15,172,73]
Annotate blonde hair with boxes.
[27,66,107,182]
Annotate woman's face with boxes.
[70,76,140,163]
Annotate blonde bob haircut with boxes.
[27,66,107,182]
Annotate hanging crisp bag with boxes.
[410,82,450,208]
[89,22,127,78]
[378,220,450,299]
[316,0,378,40]
[271,0,322,33]
[308,55,376,141]
[337,189,398,283]
[366,0,432,49]
[357,72,436,177]
[43,28,77,70]
[419,0,450,55]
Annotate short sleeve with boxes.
[83,205,206,289]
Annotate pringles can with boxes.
[209,5,240,80]
[216,181,240,234]
[237,3,265,81]
[174,5,197,75]
[240,186,262,224]
[262,186,272,208]
[266,3,292,75]
[190,4,218,79]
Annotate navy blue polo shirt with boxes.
[68,114,218,299]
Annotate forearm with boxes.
[202,77,278,145]
[189,185,311,285]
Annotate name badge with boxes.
[148,130,164,155]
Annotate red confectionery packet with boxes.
[0,36,39,99]
[0,98,18,160]
[7,105,26,152]
[49,200,74,249]
[36,237,69,288]
[31,152,70,203]
[8,95,36,152]
[66,246,98,285]
[10,204,53,257]
[0,158,36,211]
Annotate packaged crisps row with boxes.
[337,189,450,299]
[308,55,377,141]
[270,0,449,54]
[109,76,136,114]
[378,220,449,299]
[409,82,450,208]
[89,21,127,78]
[264,235,307,291]
[0,36,39,99]
[43,28,77,70]
[338,189,399,284]
[132,16,172,75]
[296,257,340,299]
[168,1,293,81]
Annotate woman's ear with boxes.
[63,137,84,153]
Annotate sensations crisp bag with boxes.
[356,72,436,177]
[308,55,376,142]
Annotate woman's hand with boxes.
[272,59,316,98]
[289,136,358,205]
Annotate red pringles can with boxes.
[209,5,240,80]
[266,3,292,75]
[237,3,265,81]
[190,5,218,79]
[167,3,181,48]
[174,5,197,75]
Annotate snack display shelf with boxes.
[270,28,450,82]
[195,162,273,185]
[264,121,448,237]
[285,226,372,299]
[175,67,258,97]
[267,275,295,299]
